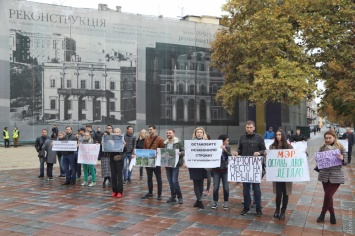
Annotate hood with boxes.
[164,137,179,144]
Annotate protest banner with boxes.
[52,141,77,151]
[134,149,156,167]
[102,135,124,152]
[184,140,222,168]
[338,140,349,152]
[266,149,310,182]
[264,139,274,150]
[228,156,263,183]
[156,148,179,167]
[315,149,343,169]
[290,141,307,153]
[77,144,100,165]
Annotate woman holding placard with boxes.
[80,132,97,187]
[316,130,347,224]
[188,127,208,209]
[268,131,293,220]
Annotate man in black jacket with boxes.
[123,126,136,183]
[236,120,266,217]
[342,127,354,163]
[62,126,78,185]
[293,129,307,142]
[35,129,49,178]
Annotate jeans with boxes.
[39,157,45,175]
[83,164,96,182]
[123,153,132,180]
[63,154,76,182]
[243,183,262,209]
[321,182,340,214]
[165,167,182,199]
[212,171,229,202]
[146,166,162,196]
[57,155,65,175]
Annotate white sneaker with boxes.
[88,182,96,187]
[81,181,88,186]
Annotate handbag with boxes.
[38,150,46,158]
[113,154,122,161]
[314,165,319,172]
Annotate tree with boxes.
[211,0,319,113]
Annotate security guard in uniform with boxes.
[3,127,9,148]
[13,127,19,147]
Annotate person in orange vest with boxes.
[12,127,19,147]
[3,127,9,148]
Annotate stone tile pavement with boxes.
[0,131,354,235]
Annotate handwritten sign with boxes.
[102,135,124,152]
[134,149,156,167]
[77,144,100,164]
[315,149,342,169]
[157,148,179,168]
[338,140,349,152]
[184,140,222,168]
[266,149,310,182]
[52,141,77,151]
[228,156,263,183]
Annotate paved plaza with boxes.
[0,130,354,235]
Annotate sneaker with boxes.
[47,177,54,181]
[81,181,88,186]
[111,192,117,197]
[59,175,66,179]
[127,179,132,183]
[241,207,250,215]
[157,195,162,200]
[223,204,228,211]
[70,181,76,185]
[256,209,263,217]
[38,175,44,178]
[211,202,218,209]
[178,198,184,204]
[116,193,122,198]
[142,193,153,199]
[88,182,96,187]
[204,190,210,196]
[167,197,176,203]
[123,180,127,185]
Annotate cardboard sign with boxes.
[228,156,263,183]
[102,135,124,152]
[290,141,307,153]
[156,148,179,168]
[264,139,274,150]
[316,149,343,169]
[184,140,222,168]
[338,140,349,152]
[52,141,77,151]
[77,144,100,164]
[266,149,310,182]
[134,149,156,167]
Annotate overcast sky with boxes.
[30,0,228,19]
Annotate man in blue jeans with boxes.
[123,126,136,183]
[235,120,266,217]
[164,129,184,204]
[62,126,78,185]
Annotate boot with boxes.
[273,209,280,219]
[279,209,286,220]
[330,214,336,224]
[317,213,325,223]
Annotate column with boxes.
[184,96,188,122]
[206,97,211,123]
[59,95,65,121]
[101,97,107,119]
[196,98,200,122]
[172,96,177,121]
[86,96,93,121]
[72,95,79,121]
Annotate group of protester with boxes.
[33,120,352,224]
[2,127,20,148]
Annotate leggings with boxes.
[193,179,204,201]
[321,182,340,215]
[275,182,288,210]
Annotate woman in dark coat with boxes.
[42,133,58,180]
[100,131,111,188]
[267,131,293,220]
[188,127,208,209]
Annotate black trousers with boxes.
[275,182,288,210]
[110,156,123,194]
[4,139,9,147]
[146,166,162,196]
[193,179,204,201]
[47,163,53,177]
[348,145,352,164]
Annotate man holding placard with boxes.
[162,129,184,204]
[235,120,266,217]
[62,126,78,185]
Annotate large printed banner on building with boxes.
[338,140,349,152]
[266,149,310,182]
[184,140,222,168]
[77,144,100,164]
[102,135,124,152]
[52,141,77,151]
[315,149,343,169]
[228,156,263,183]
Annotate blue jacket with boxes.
[264,130,275,139]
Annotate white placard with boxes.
[77,144,100,164]
[290,141,308,153]
[266,149,310,182]
[156,148,179,168]
[52,141,77,151]
[264,139,274,150]
[228,156,263,183]
[184,140,222,168]
[338,140,349,152]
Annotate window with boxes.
[95,81,100,89]
[166,83,171,92]
[189,84,195,95]
[110,81,115,90]
[81,100,86,110]
[212,109,218,119]
[50,79,55,88]
[212,84,218,94]
[166,108,171,118]
[109,102,115,111]
[178,84,184,95]
[50,99,56,109]
[81,80,86,89]
[200,84,206,95]
[66,80,72,88]
[110,115,115,119]
[67,100,72,110]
